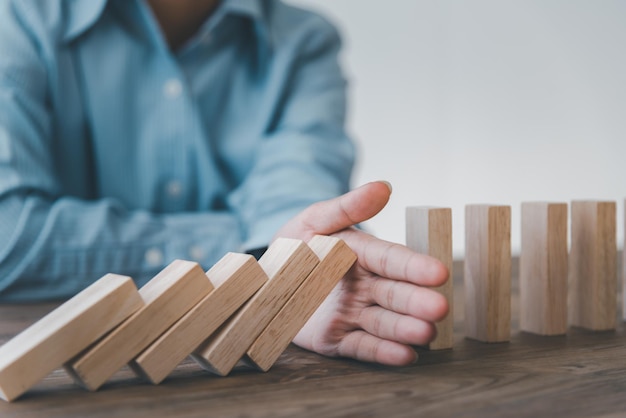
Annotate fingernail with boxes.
[380,180,393,194]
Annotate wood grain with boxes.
[192,238,319,376]
[66,260,212,391]
[464,205,511,343]
[569,200,617,331]
[246,235,357,371]
[406,206,454,349]
[520,202,568,335]
[0,258,624,417]
[0,275,143,402]
[131,253,268,384]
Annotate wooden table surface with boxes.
[1,261,625,418]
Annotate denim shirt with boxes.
[0,0,354,300]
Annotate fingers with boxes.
[279,181,392,239]
[336,330,418,366]
[369,279,449,322]
[355,233,449,287]
[357,305,436,346]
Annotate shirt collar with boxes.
[61,0,272,47]
[62,0,109,43]
[211,0,273,47]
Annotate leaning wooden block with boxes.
[464,205,511,343]
[0,274,143,402]
[406,206,454,350]
[66,260,212,391]
[520,202,568,336]
[246,235,357,372]
[569,200,617,331]
[131,253,268,384]
[192,238,319,376]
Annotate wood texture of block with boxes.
[464,205,511,343]
[192,238,319,376]
[406,206,454,350]
[246,235,357,372]
[569,200,617,331]
[131,253,268,384]
[66,260,212,391]
[0,275,143,402]
[520,202,568,335]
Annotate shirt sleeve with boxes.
[227,16,356,251]
[0,4,242,301]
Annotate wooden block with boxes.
[569,200,617,331]
[130,253,268,384]
[0,275,143,402]
[520,202,568,335]
[192,238,319,376]
[65,260,212,391]
[406,206,454,350]
[246,235,357,372]
[464,205,511,343]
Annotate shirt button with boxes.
[189,246,205,261]
[166,180,183,198]
[145,248,164,267]
[163,78,183,99]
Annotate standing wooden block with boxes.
[192,238,319,376]
[520,202,568,335]
[569,200,617,331]
[66,260,212,391]
[406,206,454,350]
[464,205,511,343]
[131,253,268,384]
[246,235,357,372]
[0,274,143,402]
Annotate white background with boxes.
[287,0,626,257]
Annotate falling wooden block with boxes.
[464,205,511,343]
[192,238,319,376]
[246,235,357,372]
[131,253,268,384]
[66,260,212,391]
[406,206,454,350]
[0,275,143,402]
[520,202,568,335]
[569,200,617,331]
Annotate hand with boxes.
[274,181,449,366]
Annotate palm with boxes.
[273,184,449,366]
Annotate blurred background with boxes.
[287,0,626,257]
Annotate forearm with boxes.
[0,193,241,301]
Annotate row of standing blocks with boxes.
[0,235,357,402]
[407,200,622,350]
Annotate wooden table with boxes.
[1,261,625,418]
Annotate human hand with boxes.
[273,181,449,366]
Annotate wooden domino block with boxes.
[0,275,143,402]
[406,206,454,350]
[464,205,511,343]
[569,200,617,331]
[66,260,212,391]
[130,253,268,384]
[520,202,568,335]
[192,238,319,376]
[246,235,357,372]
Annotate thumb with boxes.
[276,181,393,239]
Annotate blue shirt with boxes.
[0,0,354,301]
